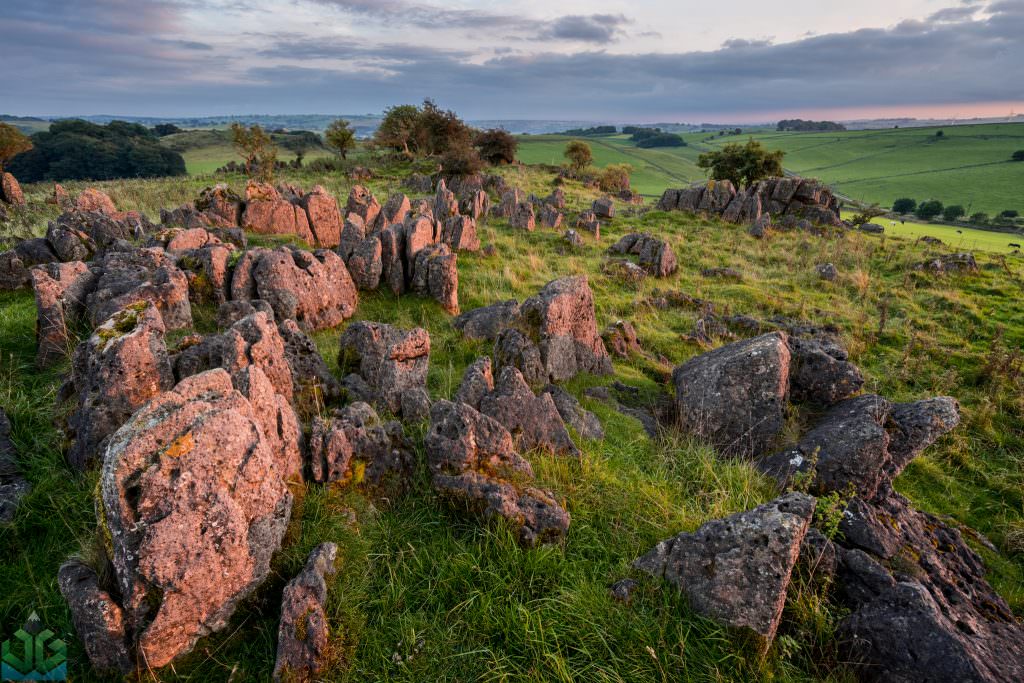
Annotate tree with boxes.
[230,122,277,182]
[915,200,944,220]
[474,129,517,165]
[851,204,887,227]
[375,104,421,156]
[152,123,182,137]
[942,204,966,222]
[564,140,592,173]
[935,130,944,138]
[697,139,785,187]
[892,197,917,214]
[635,133,686,148]
[324,119,356,159]
[969,212,989,225]
[439,142,483,177]
[0,123,33,172]
[1012,150,1024,162]
[598,164,632,193]
[1000,209,1019,218]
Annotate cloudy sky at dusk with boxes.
[4,0,1023,122]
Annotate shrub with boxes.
[564,140,592,173]
[598,164,632,192]
[697,139,784,187]
[636,133,686,148]
[1012,150,1024,162]
[969,212,989,225]
[152,123,182,137]
[942,205,966,222]
[374,104,421,156]
[851,204,886,227]
[474,129,517,165]
[374,99,474,160]
[1000,209,1020,218]
[230,122,277,182]
[892,197,917,214]
[915,200,944,220]
[324,119,356,159]
[439,143,483,177]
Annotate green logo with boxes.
[1,612,67,681]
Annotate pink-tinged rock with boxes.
[441,216,480,252]
[345,185,380,228]
[86,247,193,330]
[242,181,315,244]
[31,261,96,367]
[248,247,358,332]
[478,366,579,456]
[273,543,338,682]
[0,172,25,206]
[338,321,430,416]
[299,185,343,247]
[75,188,117,215]
[58,560,133,674]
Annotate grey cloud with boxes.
[539,14,631,43]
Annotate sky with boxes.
[3,0,1023,122]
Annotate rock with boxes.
[539,203,563,229]
[378,224,407,295]
[576,210,600,236]
[297,185,343,247]
[87,247,193,331]
[51,183,72,209]
[403,214,437,275]
[479,367,579,456]
[195,184,244,226]
[698,180,737,213]
[338,322,430,416]
[46,220,96,262]
[279,318,342,402]
[609,233,677,277]
[661,177,840,226]
[602,320,642,358]
[308,403,415,491]
[403,173,432,193]
[176,244,234,305]
[460,189,490,222]
[401,387,432,422]
[219,312,294,402]
[345,185,381,228]
[453,299,520,341]
[494,328,547,385]
[541,384,604,440]
[701,266,742,280]
[517,275,612,382]
[592,196,615,219]
[916,252,979,275]
[375,192,411,231]
[67,303,175,470]
[546,188,566,209]
[454,357,494,410]
[885,397,960,478]
[248,247,358,332]
[75,188,117,215]
[672,332,790,458]
[756,395,892,498]
[100,368,294,668]
[215,299,275,329]
[347,235,383,290]
[797,528,838,585]
[0,172,25,206]
[509,201,535,231]
[609,578,639,605]
[338,214,367,260]
[859,222,885,234]
[0,409,29,523]
[242,181,315,244]
[634,493,814,652]
[815,262,838,281]
[441,215,480,252]
[748,214,771,238]
[411,243,459,314]
[494,188,525,218]
[787,336,864,405]
[57,560,132,674]
[425,400,570,546]
[562,229,584,251]
[273,543,338,682]
[433,179,459,221]
[30,261,95,366]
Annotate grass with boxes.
[1,161,1023,681]
[841,211,1024,254]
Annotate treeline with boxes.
[8,119,186,182]
[626,127,686,148]
[777,119,847,132]
[892,197,1020,226]
[557,125,617,136]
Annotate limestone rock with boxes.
[338,322,430,417]
[479,367,579,456]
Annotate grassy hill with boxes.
[1,162,1022,680]
[161,128,336,175]
[518,123,1024,217]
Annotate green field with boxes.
[841,211,1024,254]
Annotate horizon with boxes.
[4,0,1024,122]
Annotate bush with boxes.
[1000,209,1019,218]
[439,143,483,177]
[915,200,944,220]
[564,140,592,173]
[230,123,277,182]
[1012,150,1024,162]
[969,212,989,225]
[598,164,632,192]
[892,197,917,214]
[697,139,784,187]
[152,123,183,137]
[942,205,966,222]
[635,133,686,148]
[374,99,474,160]
[776,119,847,132]
[474,129,517,165]
[7,119,185,182]
[851,204,886,227]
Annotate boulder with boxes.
[347,234,384,290]
[308,402,415,492]
[57,560,132,675]
[337,214,367,260]
[0,409,29,523]
[99,368,295,668]
[602,320,642,358]
[195,184,243,226]
[297,185,343,247]
[46,220,96,262]
[30,261,96,366]
[441,215,480,252]
[454,357,495,410]
[75,188,117,215]
[338,322,430,416]
[575,210,600,236]
[673,332,790,458]
[592,196,615,219]
[175,244,233,305]
[279,318,343,402]
[433,179,459,221]
[216,299,275,329]
[460,189,490,221]
[219,312,294,402]
[634,493,814,652]
[859,223,885,234]
[242,181,315,244]
[885,397,960,478]
[344,185,380,228]
[425,400,570,547]
[787,336,864,405]
[67,302,175,470]
[916,252,979,275]
[494,328,547,386]
[374,192,411,231]
[273,543,338,682]
[541,384,604,440]
[245,247,358,332]
[815,262,838,281]
[479,366,579,456]
[0,172,25,206]
[509,201,535,231]
[378,224,407,295]
[403,214,437,275]
[562,229,584,251]
[546,188,566,209]
[86,247,193,331]
[494,188,525,218]
[538,204,563,229]
[411,243,459,314]
[453,299,520,341]
[609,233,677,277]
[51,209,152,254]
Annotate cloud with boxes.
[539,14,631,43]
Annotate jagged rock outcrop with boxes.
[454,357,495,410]
[607,233,678,277]
[601,320,642,358]
[453,299,521,341]
[345,185,380,227]
[297,185,343,247]
[441,215,480,252]
[478,366,579,456]
[411,243,459,314]
[338,322,430,418]
[509,201,535,231]
[786,335,864,405]
[86,247,192,330]
[0,172,25,206]
[658,177,841,227]
[672,331,790,458]
[592,196,615,219]
[94,368,295,669]
[916,252,979,275]
[425,400,570,546]
[634,493,815,653]
[273,543,339,682]
[57,560,132,674]
[541,384,604,440]
[30,261,95,366]
[66,303,175,470]
[241,181,315,244]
